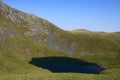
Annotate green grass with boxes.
[0,73,120,80]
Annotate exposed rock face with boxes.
[0,1,76,55]
[0,0,40,23]
[0,1,48,44]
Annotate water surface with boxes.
[29,57,105,74]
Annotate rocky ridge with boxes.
[0,1,78,55]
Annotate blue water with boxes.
[29,57,105,74]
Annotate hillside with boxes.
[0,1,120,80]
[71,29,120,46]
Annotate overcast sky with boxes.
[3,0,120,32]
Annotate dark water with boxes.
[29,57,105,74]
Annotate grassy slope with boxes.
[51,26,120,68]
[71,29,120,46]
[0,15,69,74]
[0,14,120,79]
[1,73,120,80]
[70,30,120,74]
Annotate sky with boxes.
[3,0,120,32]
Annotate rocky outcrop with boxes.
[0,1,77,55]
[0,0,37,23]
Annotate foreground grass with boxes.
[0,72,120,80]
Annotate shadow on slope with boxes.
[29,56,105,74]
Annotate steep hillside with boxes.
[0,1,70,73]
[0,1,120,79]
